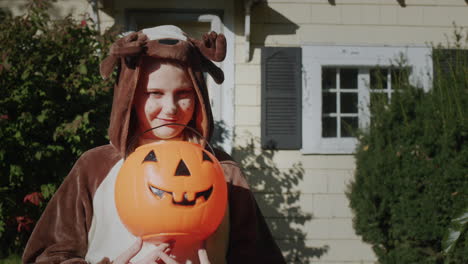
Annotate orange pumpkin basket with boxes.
[115,139,227,244]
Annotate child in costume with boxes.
[22,25,285,264]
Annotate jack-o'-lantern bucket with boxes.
[115,139,227,244]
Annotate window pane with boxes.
[341,92,358,113]
[340,68,358,89]
[322,92,336,114]
[322,68,336,90]
[322,117,337,138]
[370,68,388,89]
[391,68,409,89]
[341,117,358,137]
[370,93,389,108]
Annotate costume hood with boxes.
[100,25,226,157]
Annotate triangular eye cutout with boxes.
[175,159,191,176]
[143,150,157,162]
[202,151,213,163]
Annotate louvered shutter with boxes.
[433,48,468,83]
[261,47,302,149]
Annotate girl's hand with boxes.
[155,243,211,264]
[113,238,171,264]
[155,247,210,264]
[113,238,211,264]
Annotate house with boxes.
[2,0,467,263]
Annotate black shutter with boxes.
[433,48,468,84]
[261,47,302,149]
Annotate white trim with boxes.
[198,10,235,153]
[198,12,235,153]
[198,11,235,154]
[198,14,221,33]
[197,14,223,126]
[302,45,433,154]
[219,1,235,154]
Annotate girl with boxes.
[23,25,285,264]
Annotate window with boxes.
[321,67,359,138]
[302,45,432,154]
[320,66,409,139]
[260,45,431,153]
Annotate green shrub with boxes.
[0,0,115,257]
[347,36,468,263]
[0,254,21,264]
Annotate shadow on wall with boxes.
[210,120,230,150]
[247,3,300,60]
[233,136,329,263]
[212,122,328,263]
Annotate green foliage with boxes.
[0,0,115,257]
[347,32,468,263]
[0,254,21,264]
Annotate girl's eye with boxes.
[149,91,163,96]
[177,90,193,98]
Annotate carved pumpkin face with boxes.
[115,141,227,243]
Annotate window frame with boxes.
[302,45,432,154]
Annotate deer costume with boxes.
[22,26,285,264]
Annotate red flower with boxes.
[81,20,87,27]
[23,192,43,206]
[16,216,34,232]
[0,114,8,120]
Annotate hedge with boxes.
[0,0,115,257]
[347,33,468,263]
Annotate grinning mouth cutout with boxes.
[148,184,213,206]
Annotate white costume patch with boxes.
[142,25,188,41]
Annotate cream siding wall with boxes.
[234,0,468,263]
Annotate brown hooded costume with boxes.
[22,26,285,264]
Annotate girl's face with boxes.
[134,61,195,143]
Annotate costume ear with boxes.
[99,32,148,79]
[99,55,119,79]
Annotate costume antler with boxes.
[100,32,148,79]
[189,31,226,62]
[188,31,226,84]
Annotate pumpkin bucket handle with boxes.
[126,123,216,158]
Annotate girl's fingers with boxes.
[156,251,179,264]
[198,248,211,264]
[114,237,143,264]
[120,240,208,264]
[138,243,171,264]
